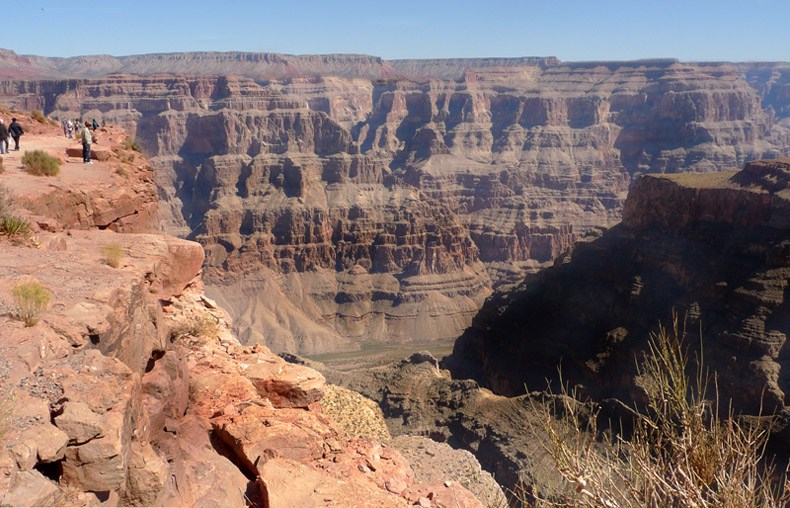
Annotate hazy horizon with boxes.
[6,0,789,62]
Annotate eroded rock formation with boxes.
[450,158,790,440]
[0,123,486,507]
[2,53,790,353]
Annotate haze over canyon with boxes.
[2,49,790,357]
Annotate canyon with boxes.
[2,50,790,354]
[0,116,487,507]
[3,49,790,505]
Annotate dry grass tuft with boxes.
[11,280,51,326]
[520,313,790,508]
[101,242,124,268]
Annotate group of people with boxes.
[0,114,95,162]
[0,117,24,154]
[61,118,101,140]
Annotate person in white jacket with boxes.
[81,121,92,164]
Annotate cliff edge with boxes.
[0,114,483,507]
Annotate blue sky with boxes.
[8,0,789,62]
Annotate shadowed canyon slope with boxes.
[450,158,790,443]
[3,50,790,353]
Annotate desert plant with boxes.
[31,109,46,123]
[522,315,790,508]
[21,150,60,176]
[115,166,129,177]
[101,242,124,268]
[122,137,141,152]
[170,313,221,342]
[11,280,51,326]
[1,214,31,237]
[0,185,30,238]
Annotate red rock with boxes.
[244,358,326,408]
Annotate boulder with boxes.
[54,400,104,445]
[244,358,325,408]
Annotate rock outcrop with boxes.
[0,124,486,507]
[2,54,790,354]
[450,158,790,441]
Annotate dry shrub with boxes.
[11,280,51,326]
[170,313,221,342]
[122,137,141,152]
[522,314,790,508]
[31,109,46,124]
[22,150,60,176]
[101,242,124,268]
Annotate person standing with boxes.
[91,118,99,131]
[0,119,8,154]
[61,118,68,137]
[67,120,73,139]
[8,118,23,151]
[81,121,92,164]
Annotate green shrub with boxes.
[0,185,30,238]
[11,280,51,326]
[31,109,46,124]
[101,242,124,268]
[115,167,128,177]
[22,150,60,176]
[1,215,30,237]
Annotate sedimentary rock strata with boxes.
[0,123,486,507]
[450,159,790,442]
[2,54,790,352]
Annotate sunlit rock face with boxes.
[3,54,789,353]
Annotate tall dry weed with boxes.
[521,313,790,508]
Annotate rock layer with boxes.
[2,55,790,352]
[450,159,790,441]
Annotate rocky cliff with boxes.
[2,53,790,354]
[450,158,790,443]
[0,122,486,507]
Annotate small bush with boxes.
[31,109,47,124]
[101,242,124,268]
[115,167,128,177]
[0,185,30,238]
[22,150,60,176]
[1,215,30,237]
[11,280,51,326]
[170,314,221,342]
[122,138,141,152]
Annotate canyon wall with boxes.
[450,159,790,445]
[2,52,790,353]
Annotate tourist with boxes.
[8,118,23,151]
[0,119,8,154]
[81,121,92,164]
[61,118,68,137]
[67,119,74,139]
[92,118,99,131]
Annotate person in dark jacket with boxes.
[0,119,8,154]
[8,118,23,151]
[91,118,99,131]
